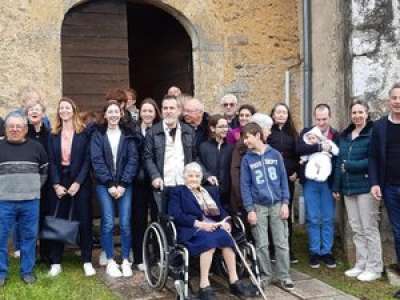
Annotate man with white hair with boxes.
[182,97,209,150]
[220,94,240,129]
[0,111,48,286]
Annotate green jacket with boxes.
[332,121,373,196]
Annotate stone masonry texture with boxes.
[0,0,301,121]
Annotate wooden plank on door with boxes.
[62,0,129,112]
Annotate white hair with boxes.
[183,162,203,179]
[220,93,238,105]
[250,113,273,130]
[5,110,28,127]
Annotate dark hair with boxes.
[161,95,178,106]
[241,122,263,139]
[314,103,331,116]
[207,114,227,139]
[238,104,257,116]
[350,99,370,121]
[105,88,128,106]
[101,100,122,126]
[270,102,298,139]
[389,82,400,96]
[139,98,161,124]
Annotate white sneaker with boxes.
[99,251,107,266]
[357,270,381,282]
[121,259,133,277]
[344,267,364,278]
[83,262,96,277]
[48,264,62,277]
[137,263,146,272]
[106,260,122,278]
[13,250,20,258]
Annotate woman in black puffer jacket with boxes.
[268,103,299,263]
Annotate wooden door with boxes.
[62,0,129,112]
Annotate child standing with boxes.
[240,122,294,290]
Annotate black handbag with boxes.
[40,197,80,246]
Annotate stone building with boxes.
[0,0,398,265]
[0,0,301,119]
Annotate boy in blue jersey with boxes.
[240,122,294,290]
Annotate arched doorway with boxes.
[61,0,194,112]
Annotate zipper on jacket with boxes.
[260,153,275,204]
[345,142,353,190]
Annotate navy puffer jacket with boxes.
[332,121,373,195]
[90,124,139,188]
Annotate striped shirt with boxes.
[0,138,48,201]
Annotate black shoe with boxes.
[0,278,5,287]
[321,254,336,268]
[230,280,258,298]
[198,286,216,300]
[309,254,320,268]
[22,274,36,284]
[394,289,400,299]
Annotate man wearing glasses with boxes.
[0,111,48,286]
[220,94,240,129]
[182,97,209,150]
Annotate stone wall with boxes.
[0,0,301,119]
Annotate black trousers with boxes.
[131,181,158,264]
[48,167,93,264]
[269,179,295,257]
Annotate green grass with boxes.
[293,227,398,300]
[0,254,117,300]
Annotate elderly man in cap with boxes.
[0,111,48,286]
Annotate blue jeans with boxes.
[304,180,335,256]
[12,223,20,251]
[383,185,400,263]
[96,185,132,260]
[0,200,39,279]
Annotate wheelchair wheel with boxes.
[143,222,169,289]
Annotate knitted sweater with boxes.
[0,138,48,201]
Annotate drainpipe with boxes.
[303,0,312,127]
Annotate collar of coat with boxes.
[151,120,193,136]
[341,120,374,138]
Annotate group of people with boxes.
[1,83,400,299]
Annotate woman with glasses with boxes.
[198,114,234,209]
[226,104,256,144]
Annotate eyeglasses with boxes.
[223,102,235,107]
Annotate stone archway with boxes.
[61,0,201,111]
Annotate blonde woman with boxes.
[47,97,95,277]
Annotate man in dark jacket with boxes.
[369,83,400,298]
[0,117,4,137]
[144,95,196,211]
[297,104,339,269]
[182,97,209,151]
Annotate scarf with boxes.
[190,186,220,217]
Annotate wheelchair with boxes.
[142,189,261,300]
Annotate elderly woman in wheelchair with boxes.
[167,162,257,300]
